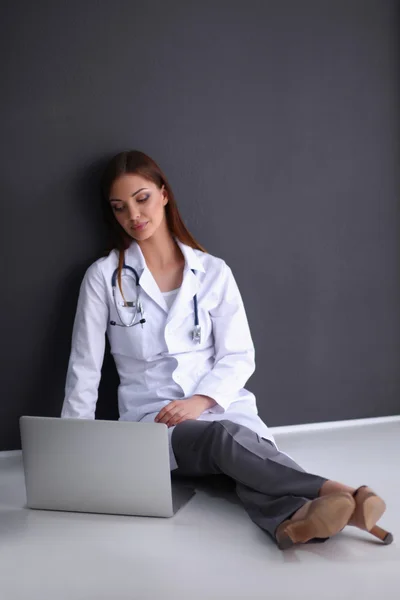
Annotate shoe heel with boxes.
[370,525,394,545]
[351,486,393,544]
[276,528,295,550]
[284,520,315,544]
[276,519,319,549]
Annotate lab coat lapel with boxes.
[124,242,169,313]
[138,268,169,313]
[166,238,205,325]
[124,238,205,316]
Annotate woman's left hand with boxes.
[155,395,216,427]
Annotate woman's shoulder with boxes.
[193,248,240,301]
[83,249,119,282]
[193,247,228,273]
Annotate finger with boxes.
[171,410,195,427]
[156,407,171,422]
[165,410,185,428]
[157,411,173,425]
[157,405,182,425]
[155,402,177,422]
[165,412,183,427]
[173,414,194,426]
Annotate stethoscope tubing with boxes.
[110,264,200,341]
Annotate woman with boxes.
[61,150,392,550]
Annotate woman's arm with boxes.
[192,261,255,413]
[61,261,108,419]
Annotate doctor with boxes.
[61,150,391,550]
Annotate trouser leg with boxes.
[171,419,328,542]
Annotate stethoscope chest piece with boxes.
[192,325,201,344]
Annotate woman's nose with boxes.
[127,203,141,221]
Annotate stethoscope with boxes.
[109,264,201,344]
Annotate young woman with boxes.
[61,150,392,550]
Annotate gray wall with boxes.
[1,0,399,451]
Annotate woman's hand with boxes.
[155,395,216,427]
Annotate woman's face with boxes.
[109,174,168,242]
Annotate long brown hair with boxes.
[101,150,207,300]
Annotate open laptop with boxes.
[19,416,195,518]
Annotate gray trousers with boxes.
[171,419,328,543]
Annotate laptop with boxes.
[19,416,195,518]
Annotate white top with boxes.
[61,237,275,470]
[161,287,180,312]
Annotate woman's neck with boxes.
[137,225,183,270]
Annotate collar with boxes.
[123,236,205,315]
[124,236,205,274]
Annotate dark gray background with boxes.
[1,0,399,450]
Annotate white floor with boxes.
[1,421,399,600]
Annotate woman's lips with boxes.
[132,222,148,231]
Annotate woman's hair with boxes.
[101,150,207,299]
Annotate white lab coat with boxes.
[61,237,276,469]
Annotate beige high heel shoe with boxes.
[348,486,393,544]
[275,492,356,550]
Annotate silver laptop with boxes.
[19,416,195,518]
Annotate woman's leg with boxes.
[234,482,310,541]
[172,419,327,495]
[171,419,352,545]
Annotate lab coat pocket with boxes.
[108,305,166,360]
[112,303,142,326]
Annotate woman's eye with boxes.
[111,194,149,211]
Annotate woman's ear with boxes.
[161,185,168,206]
